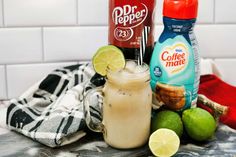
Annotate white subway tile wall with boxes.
[214,59,236,86]
[0,0,236,99]
[44,27,108,61]
[4,0,77,26]
[215,58,236,86]
[195,25,236,58]
[6,62,77,98]
[215,0,236,23]
[0,66,6,99]
[198,0,214,23]
[0,28,42,64]
[78,0,108,25]
[154,0,164,24]
[0,1,3,27]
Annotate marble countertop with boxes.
[0,101,236,157]
[0,124,235,157]
[0,101,9,136]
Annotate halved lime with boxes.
[92,45,125,76]
[149,128,180,157]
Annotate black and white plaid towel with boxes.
[6,63,105,147]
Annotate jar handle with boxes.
[83,86,105,133]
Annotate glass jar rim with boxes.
[106,59,150,77]
[106,60,150,87]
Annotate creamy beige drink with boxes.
[102,61,152,149]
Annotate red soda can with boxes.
[109,0,156,64]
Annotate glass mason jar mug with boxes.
[84,60,152,149]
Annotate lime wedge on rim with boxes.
[149,128,180,157]
[92,45,125,76]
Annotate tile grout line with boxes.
[4,65,9,99]
[76,0,79,25]
[1,0,5,26]
[41,27,45,61]
[213,0,216,24]
[0,25,108,28]
[0,60,83,66]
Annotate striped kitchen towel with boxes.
[6,63,105,147]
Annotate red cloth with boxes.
[198,74,236,129]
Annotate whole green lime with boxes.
[182,107,216,141]
[151,110,183,137]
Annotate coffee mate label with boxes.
[150,35,197,110]
[159,43,188,76]
[109,0,155,48]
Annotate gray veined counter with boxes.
[0,124,235,157]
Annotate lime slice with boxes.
[149,128,180,157]
[92,45,125,76]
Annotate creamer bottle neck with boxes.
[163,17,196,34]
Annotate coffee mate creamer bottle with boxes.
[150,0,200,111]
